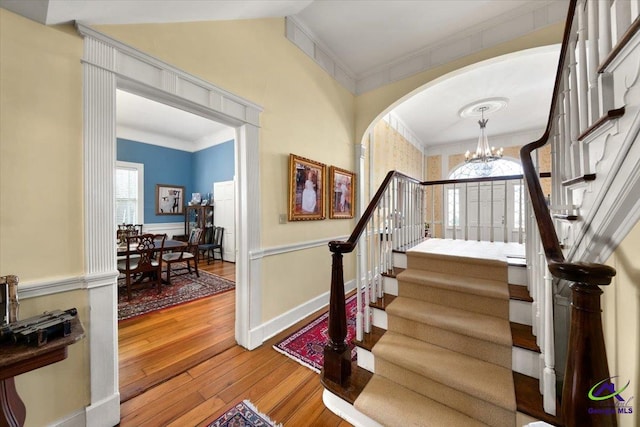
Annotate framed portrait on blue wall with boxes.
[156,184,185,215]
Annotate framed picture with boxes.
[155,184,185,215]
[288,154,326,221]
[329,166,355,219]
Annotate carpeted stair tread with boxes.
[406,250,508,281]
[397,268,509,301]
[354,375,489,427]
[373,331,516,412]
[386,297,512,347]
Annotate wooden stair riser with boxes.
[508,264,527,285]
[374,359,516,427]
[392,252,407,269]
[386,315,512,369]
[513,346,540,379]
[510,299,533,326]
[399,281,509,319]
[355,347,375,373]
[382,275,398,296]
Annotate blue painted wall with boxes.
[193,140,234,200]
[117,138,234,224]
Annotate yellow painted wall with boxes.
[0,10,89,427]
[95,18,357,323]
[604,221,640,427]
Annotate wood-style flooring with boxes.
[119,260,349,426]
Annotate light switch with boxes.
[279,214,287,224]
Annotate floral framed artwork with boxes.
[329,166,355,219]
[155,184,185,215]
[288,154,326,221]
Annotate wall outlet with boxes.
[279,214,287,224]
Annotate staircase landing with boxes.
[408,238,525,263]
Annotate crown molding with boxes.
[117,124,235,152]
[286,1,568,95]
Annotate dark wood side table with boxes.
[0,317,85,427]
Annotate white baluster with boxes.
[364,222,371,333]
[476,182,481,241]
[452,183,457,240]
[543,259,557,415]
[612,0,632,45]
[631,0,640,21]
[587,0,601,123]
[503,180,508,243]
[356,233,364,342]
[464,183,469,241]
[599,0,613,59]
[569,35,582,178]
[490,181,495,242]
[577,2,589,132]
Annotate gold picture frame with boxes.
[329,166,355,219]
[155,184,185,215]
[288,154,326,221]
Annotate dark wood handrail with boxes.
[329,170,420,255]
[422,171,549,187]
[520,1,617,426]
[519,0,616,286]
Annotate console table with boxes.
[0,317,85,427]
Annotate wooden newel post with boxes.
[562,282,617,427]
[322,250,351,386]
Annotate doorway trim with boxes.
[77,23,262,426]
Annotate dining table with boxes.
[116,239,187,256]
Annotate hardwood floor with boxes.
[119,260,349,426]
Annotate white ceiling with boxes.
[1,0,566,148]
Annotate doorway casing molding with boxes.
[77,23,262,426]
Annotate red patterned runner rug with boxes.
[207,400,281,427]
[118,268,235,320]
[272,293,358,372]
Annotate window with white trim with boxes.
[116,161,144,225]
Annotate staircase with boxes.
[322,1,639,426]
[344,240,559,427]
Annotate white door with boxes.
[213,180,236,262]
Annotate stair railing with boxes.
[322,171,424,386]
[423,174,528,243]
[520,0,638,425]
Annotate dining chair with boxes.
[117,233,166,301]
[199,226,224,264]
[162,228,203,285]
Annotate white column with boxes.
[82,35,121,427]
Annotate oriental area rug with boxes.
[117,269,235,320]
[208,400,281,427]
[272,293,358,372]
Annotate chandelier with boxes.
[464,106,503,163]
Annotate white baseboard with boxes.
[250,279,356,346]
[323,389,383,427]
[82,393,120,427]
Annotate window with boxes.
[447,188,460,227]
[449,158,523,179]
[514,184,524,229]
[448,159,525,233]
[116,161,144,225]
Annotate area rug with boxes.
[208,400,281,427]
[272,293,358,372]
[118,269,235,320]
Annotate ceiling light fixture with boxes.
[465,106,503,163]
